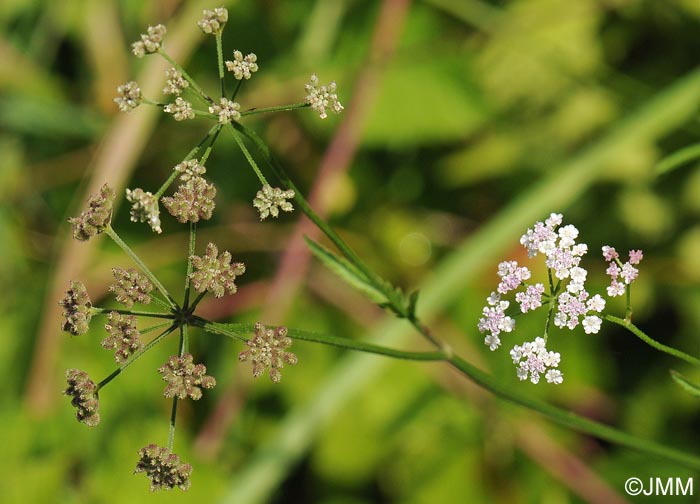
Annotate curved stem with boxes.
[105,226,178,310]
[604,314,700,367]
[240,102,310,117]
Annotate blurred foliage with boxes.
[1,0,700,503]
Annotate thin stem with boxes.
[91,307,175,320]
[183,222,197,310]
[229,125,268,185]
[188,291,207,313]
[105,226,178,310]
[216,33,226,97]
[196,319,447,361]
[154,124,221,199]
[604,314,700,367]
[230,80,243,101]
[200,125,223,165]
[240,102,310,117]
[193,109,219,119]
[150,295,172,311]
[158,49,212,105]
[97,323,177,390]
[625,284,632,321]
[168,397,179,451]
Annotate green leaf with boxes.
[670,370,700,398]
[304,237,389,305]
[655,143,700,176]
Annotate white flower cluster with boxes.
[225,51,259,80]
[114,81,142,112]
[477,213,610,385]
[132,24,166,58]
[510,338,563,384]
[164,97,194,121]
[197,7,228,35]
[253,185,295,220]
[209,98,240,124]
[175,159,206,181]
[163,67,189,96]
[304,74,344,119]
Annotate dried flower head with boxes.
[162,177,216,223]
[132,24,167,57]
[102,312,143,364]
[114,81,142,112]
[163,67,189,96]
[175,159,206,181]
[158,353,216,400]
[109,267,153,307]
[164,97,195,121]
[60,281,93,335]
[304,73,344,119]
[239,323,298,383]
[189,242,245,298]
[209,98,240,124]
[135,444,192,492]
[125,188,162,234]
[197,7,228,35]
[225,51,258,80]
[69,184,115,241]
[253,185,295,220]
[64,368,100,426]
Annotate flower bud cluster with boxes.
[134,444,192,492]
[132,24,166,57]
[158,353,216,400]
[197,7,228,35]
[239,323,298,383]
[175,159,206,181]
[225,51,258,80]
[602,246,643,297]
[64,368,100,426]
[109,267,153,307]
[114,81,142,112]
[162,177,216,223]
[209,98,240,124]
[304,74,344,119]
[164,97,195,121]
[60,281,93,335]
[253,185,295,220]
[189,243,245,298]
[102,312,143,364]
[126,188,162,234]
[163,67,189,96]
[68,184,115,241]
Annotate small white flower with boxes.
[175,159,206,181]
[582,315,602,334]
[164,97,195,121]
[586,294,606,313]
[252,185,295,220]
[209,98,240,124]
[484,334,501,351]
[545,369,563,384]
[126,188,162,234]
[163,67,189,96]
[114,81,142,112]
[198,7,228,35]
[132,24,166,57]
[225,51,259,80]
[305,73,344,119]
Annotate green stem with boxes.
[167,396,179,451]
[97,323,177,390]
[150,295,172,311]
[154,124,221,199]
[158,49,212,105]
[91,307,174,320]
[197,319,446,361]
[240,102,310,117]
[229,125,268,185]
[625,284,632,321]
[200,125,222,165]
[188,291,207,313]
[230,80,243,101]
[216,33,226,97]
[105,226,178,310]
[446,354,700,470]
[193,109,219,120]
[604,314,700,367]
[183,222,197,310]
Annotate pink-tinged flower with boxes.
[515,283,545,313]
[602,246,619,261]
[478,293,515,350]
[586,294,606,313]
[582,315,602,334]
[510,337,562,385]
[496,261,531,294]
[607,280,625,297]
[620,263,639,284]
[606,263,620,279]
[629,249,643,265]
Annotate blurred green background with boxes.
[1,0,699,502]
